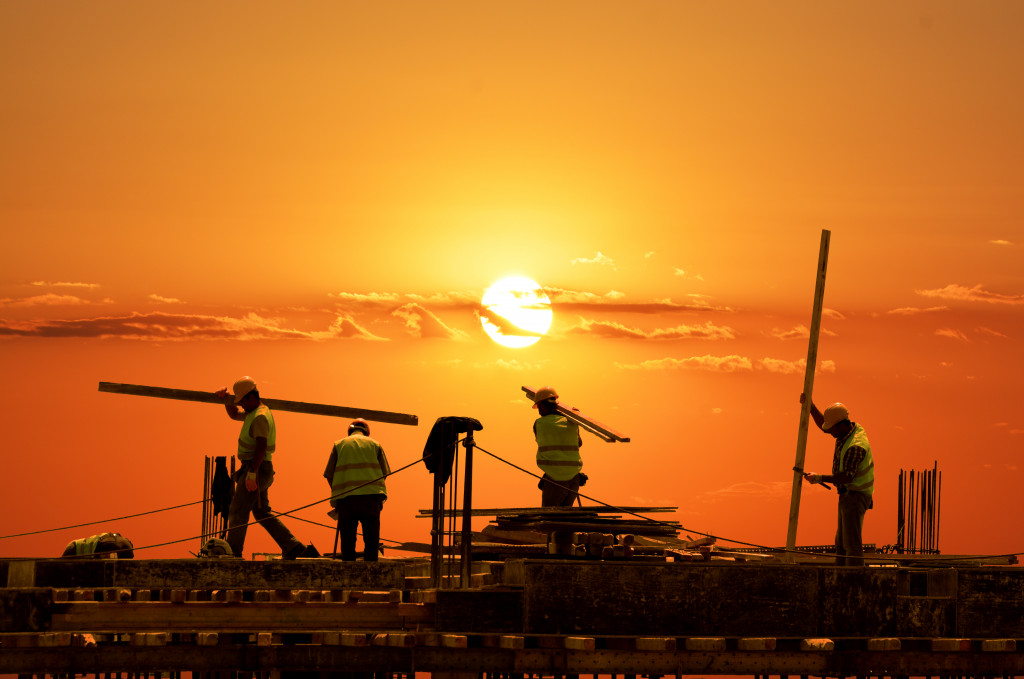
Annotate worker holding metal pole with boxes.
[216,376,306,560]
[532,386,585,507]
[801,394,875,566]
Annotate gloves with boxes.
[245,471,258,492]
[804,473,823,485]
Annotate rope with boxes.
[0,499,205,540]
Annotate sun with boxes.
[480,276,553,348]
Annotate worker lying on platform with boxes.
[532,386,585,507]
[61,532,134,559]
[324,418,391,561]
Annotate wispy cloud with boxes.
[976,326,1008,339]
[329,292,402,307]
[616,355,753,372]
[823,308,846,320]
[547,287,731,313]
[936,328,969,341]
[916,284,1024,305]
[758,357,836,375]
[672,268,705,281]
[644,251,656,259]
[30,281,100,289]
[148,294,184,305]
[392,303,469,340]
[0,294,114,308]
[887,306,949,315]
[990,239,1014,246]
[697,480,791,502]
[768,325,837,340]
[570,318,735,340]
[571,251,616,269]
[0,312,386,341]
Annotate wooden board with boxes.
[98,382,418,426]
[417,506,675,517]
[522,386,629,442]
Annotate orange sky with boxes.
[1,2,1022,561]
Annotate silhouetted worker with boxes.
[216,376,305,560]
[324,418,390,561]
[801,394,874,566]
[532,386,584,507]
[62,532,134,558]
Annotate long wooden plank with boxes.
[98,382,418,426]
[522,386,629,442]
[416,506,675,517]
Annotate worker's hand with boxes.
[215,388,230,401]
[245,471,258,492]
[799,392,806,404]
[803,472,822,485]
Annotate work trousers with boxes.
[334,494,385,561]
[225,460,302,558]
[540,473,580,507]
[835,491,872,566]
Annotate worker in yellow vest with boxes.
[324,418,391,561]
[61,532,134,558]
[801,394,874,566]
[532,386,584,507]
[216,376,305,560]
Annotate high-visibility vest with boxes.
[73,534,103,556]
[331,434,388,500]
[238,405,276,462]
[535,414,582,481]
[838,424,874,496]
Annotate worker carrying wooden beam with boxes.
[215,376,307,560]
[531,386,586,507]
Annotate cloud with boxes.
[758,357,836,375]
[570,318,735,340]
[697,480,791,502]
[30,281,100,289]
[644,251,656,259]
[148,294,184,304]
[935,328,969,341]
[672,268,705,281]
[0,311,385,341]
[768,325,837,340]
[823,308,846,320]
[329,291,402,307]
[571,251,616,269]
[473,358,546,371]
[976,326,1008,339]
[392,303,469,340]
[476,306,545,339]
[616,355,753,372]
[887,306,949,315]
[990,239,1013,246]
[0,294,114,308]
[916,283,1024,305]
[547,287,731,313]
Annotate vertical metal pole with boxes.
[897,470,904,554]
[460,430,475,588]
[936,469,942,554]
[786,229,831,561]
[201,456,211,553]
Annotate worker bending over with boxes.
[62,532,134,559]
[801,394,874,566]
[324,418,391,561]
[533,386,584,507]
[216,376,305,560]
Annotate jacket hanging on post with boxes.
[422,416,483,486]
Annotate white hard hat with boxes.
[822,403,850,431]
[232,376,257,404]
[532,386,559,409]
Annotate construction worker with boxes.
[324,419,390,561]
[215,376,305,560]
[532,386,584,507]
[61,532,134,558]
[801,394,874,566]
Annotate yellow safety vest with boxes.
[238,405,276,462]
[331,434,388,500]
[839,424,874,496]
[73,535,103,556]
[535,414,582,481]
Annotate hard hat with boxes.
[349,418,370,435]
[232,376,257,403]
[822,403,850,431]
[200,538,233,557]
[532,386,559,409]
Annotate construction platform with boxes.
[2,556,1024,677]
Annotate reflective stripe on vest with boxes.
[840,424,874,496]
[535,414,582,481]
[74,535,102,556]
[332,434,387,499]
[238,405,276,462]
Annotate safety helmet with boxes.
[349,418,370,435]
[822,403,850,431]
[232,376,257,404]
[532,386,559,409]
[200,538,234,558]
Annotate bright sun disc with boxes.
[480,276,553,348]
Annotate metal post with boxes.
[786,229,831,561]
[460,429,475,588]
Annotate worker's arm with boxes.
[800,393,824,430]
[243,414,270,491]
[378,446,392,478]
[323,447,337,489]
[215,388,246,421]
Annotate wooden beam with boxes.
[522,385,629,442]
[98,382,418,426]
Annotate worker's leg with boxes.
[359,496,383,562]
[837,492,869,566]
[225,469,257,557]
[249,462,303,557]
[336,497,359,561]
[541,475,580,507]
